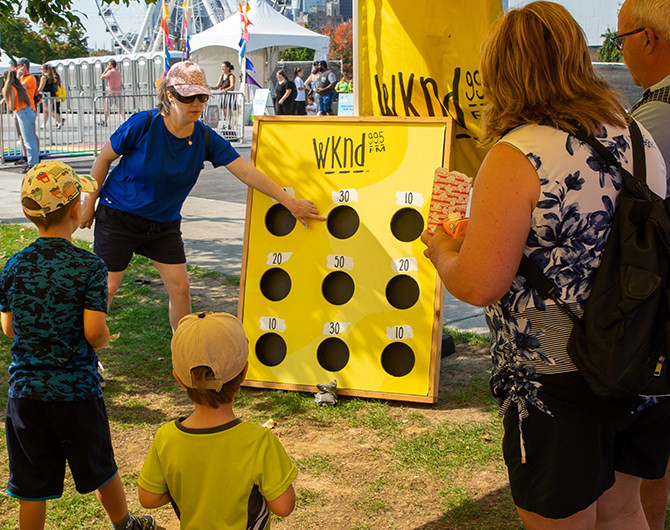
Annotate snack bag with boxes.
[427,169,472,234]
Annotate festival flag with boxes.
[246,73,262,89]
[357,0,502,176]
[162,0,173,74]
[245,57,256,74]
[182,0,191,60]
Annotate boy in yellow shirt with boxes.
[138,312,298,528]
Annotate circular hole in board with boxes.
[260,268,292,301]
[317,337,350,372]
[255,332,287,367]
[327,205,360,239]
[381,342,415,377]
[385,274,420,309]
[265,204,296,237]
[322,271,355,305]
[390,207,425,242]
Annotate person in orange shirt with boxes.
[2,67,39,171]
[16,58,39,169]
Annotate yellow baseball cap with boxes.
[172,312,249,391]
[21,161,97,218]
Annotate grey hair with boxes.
[628,0,670,42]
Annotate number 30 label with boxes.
[323,321,350,335]
[332,188,358,204]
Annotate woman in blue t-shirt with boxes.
[80,61,324,331]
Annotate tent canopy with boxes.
[191,0,329,91]
[191,0,329,56]
[0,50,43,75]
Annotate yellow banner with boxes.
[357,0,502,176]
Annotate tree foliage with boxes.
[2,0,153,28]
[279,47,315,62]
[597,29,623,63]
[0,17,89,63]
[320,21,352,76]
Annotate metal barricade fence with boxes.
[1,91,245,165]
[202,91,245,142]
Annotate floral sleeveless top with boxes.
[484,123,667,421]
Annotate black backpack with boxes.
[519,120,670,399]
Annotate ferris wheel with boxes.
[94,0,238,54]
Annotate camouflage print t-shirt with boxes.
[0,237,108,401]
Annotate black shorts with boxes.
[503,398,670,519]
[5,398,118,499]
[94,204,186,272]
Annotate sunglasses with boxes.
[168,88,209,104]
[610,27,646,51]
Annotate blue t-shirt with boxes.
[0,238,108,401]
[99,109,240,222]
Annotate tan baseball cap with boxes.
[172,312,249,391]
[21,161,97,218]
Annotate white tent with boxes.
[0,50,42,75]
[190,0,329,94]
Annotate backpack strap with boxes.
[143,109,152,136]
[571,121,650,200]
[518,122,647,313]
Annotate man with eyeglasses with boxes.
[616,3,670,527]
[616,0,670,183]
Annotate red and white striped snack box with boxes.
[427,169,472,233]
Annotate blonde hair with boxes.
[157,77,171,115]
[628,0,670,42]
[480,1,628,143]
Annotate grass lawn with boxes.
[0,222,523,529]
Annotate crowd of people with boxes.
[1,0,670,528]
[272,60,351,116]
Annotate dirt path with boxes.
[112,274,515,530]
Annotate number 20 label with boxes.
[266,252,293,266]
[391,257,418,273]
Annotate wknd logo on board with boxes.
[312,133,367,175]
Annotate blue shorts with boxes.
[318,93,334,114]
[5,398,118,500]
